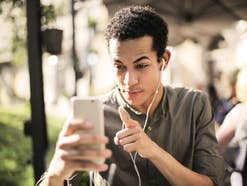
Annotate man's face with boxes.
[109,36,162,110]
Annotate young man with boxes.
[39,6,225,186]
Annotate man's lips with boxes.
[122,89,144,98]
[123,90,143,93]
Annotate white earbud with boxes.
[155,88,159,94]
[161,58,166,71]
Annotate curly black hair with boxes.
[105,6,168,62]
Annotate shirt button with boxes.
[148,126,152,131]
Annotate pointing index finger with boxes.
[118,107,136,128]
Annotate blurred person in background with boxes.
[216,67,247,186]
[207,69,240,129]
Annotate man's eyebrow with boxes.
[133,56,150,64]
[113,56,151,64]
[113,58,123,63]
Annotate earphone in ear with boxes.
[159,58,166,71]
[161,58,166,71]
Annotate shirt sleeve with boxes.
[193,91,226,186]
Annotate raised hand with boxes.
[114,107,157,158]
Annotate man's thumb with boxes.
[118,107,136,128]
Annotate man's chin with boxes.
[124,97,141,107]
[119,89,144,106]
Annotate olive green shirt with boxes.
[98,86,225,186]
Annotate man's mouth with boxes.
[123,89,142,93]
[122,89,143,98]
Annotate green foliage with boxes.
[0,0,26,67]
[0,0,25,15]
[45,113,64,163]
[0,1,57,67]
[0,104,64,186]
[87,16,98,30]
[0,104,32,186]
[88,47,99,54]
[41,4,56,29]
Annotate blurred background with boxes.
[0,0,247,185]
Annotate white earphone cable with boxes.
[129,60,165,186]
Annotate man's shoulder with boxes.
[165,85,206,102]
[164,86,211,114]
[98,89,117,104]
[98,89,119,113]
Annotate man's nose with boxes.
[123,71,138,86]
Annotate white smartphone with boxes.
[71,97,105,164]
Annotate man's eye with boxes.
[136,64,148,69]
[115,65,126,71]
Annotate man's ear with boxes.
[160,49,171,71]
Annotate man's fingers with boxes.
[123,142,138,153]
[60,149,112,161]
[60,115,93,137]
[118,133,139,146]
[118,107,137,128]
[118,107,130,122]
[58,133,109,149]
[114,136,120,145]
[116,107,142,145]
[68,160,109,172]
